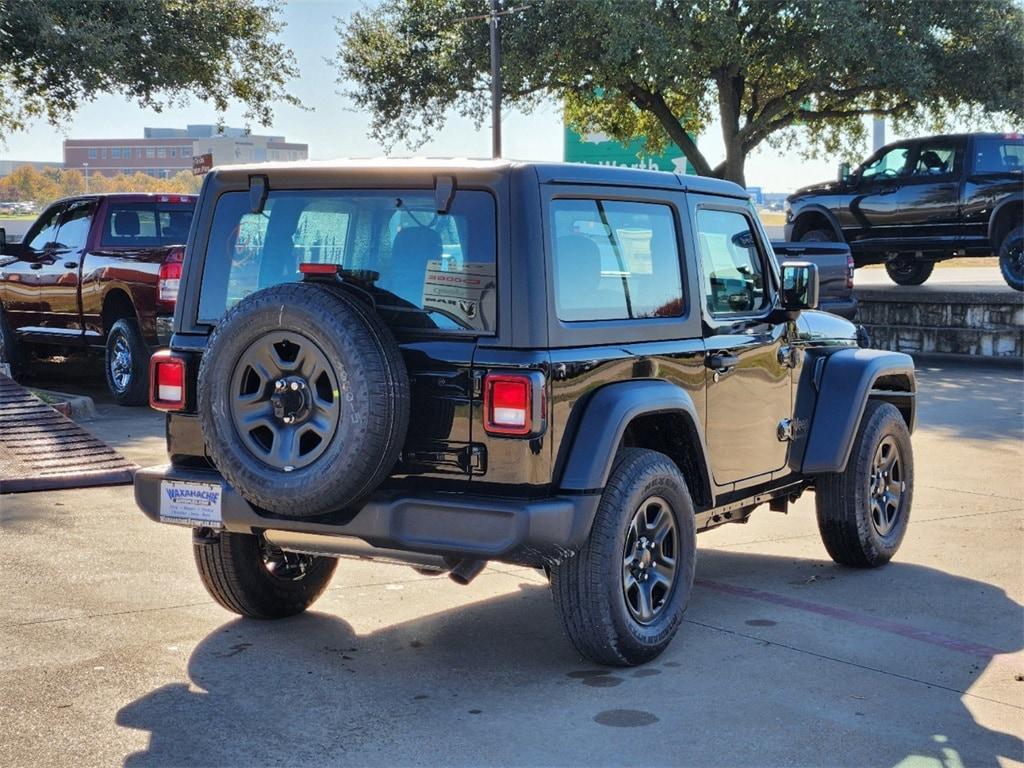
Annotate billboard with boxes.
[564,126,696,175]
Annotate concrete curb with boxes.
[27,389,97,422]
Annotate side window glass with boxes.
[26,206,65,252]
[696,209,767,316]
[912,145,958,176]
[550,199,684,322]
[860,146,910,181]
[54,202,94,250]
[972,138,1024,173]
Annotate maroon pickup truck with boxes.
[0,193,196,404]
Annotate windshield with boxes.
[197,189,497,333]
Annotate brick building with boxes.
[63,125,309,178]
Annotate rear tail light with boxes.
[150,350,186,411]
[157,247,185,313]
[483,372,544,436]
[847,254,855,289]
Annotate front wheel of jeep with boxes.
[193,530,337,619]
[815,400,913,567]
[550,448,697,666]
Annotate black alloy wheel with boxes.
[622,496,679,625]
[998,225,1024,291]
[885,256,934,286]
[867,436,906,537]
[229,330,341,471]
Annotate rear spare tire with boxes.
[198,282,410,517]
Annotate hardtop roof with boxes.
[206,157,750,199]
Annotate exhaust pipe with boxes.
[448,558,486,585]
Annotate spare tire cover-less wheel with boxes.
[198,282,410,517]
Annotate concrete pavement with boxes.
[1,363,1021,766]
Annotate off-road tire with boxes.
[997,224,1024,292]
[105,318,150,406]
[798,228,836,243]
[198,282,410,517]
[550,448,697,666]
[193,530,337,619]
[0,303,23,378]
[815,401,913,567]
[885,257,934,286]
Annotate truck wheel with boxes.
[198,282,409,517]
[998,224,1024,291]
[798,228,835,243]
[550,448,696,666]
[815,401,913,568]
[105,318,149,406]
[0,304,23,378]
[194,530,337,619]
[885,256,934,286]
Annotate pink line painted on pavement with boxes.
[696,579,1009,659]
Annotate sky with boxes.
[0,0,895,192]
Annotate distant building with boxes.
[63,125,309,178]
[0,160,63,176]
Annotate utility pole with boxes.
[872,117,886,152]
[489,0,502,158]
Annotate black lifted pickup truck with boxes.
[785,132,1024,290]
[135,160,916,665]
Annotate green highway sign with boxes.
[564,125,696,175]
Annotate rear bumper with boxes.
[134,464,600,566]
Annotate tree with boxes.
[0,0,299,141]
[336,0,1024,186]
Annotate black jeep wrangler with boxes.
[785,132,1024,290]
[135,160,916,666]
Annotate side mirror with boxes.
[838,162,851,183]
[0,227,6,252]
[781,262,819,312]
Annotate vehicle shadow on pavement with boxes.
[115,551,1022,767]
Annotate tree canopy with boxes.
[337,0,1024,185]
[0,165,201,207]
[0,0,299,141]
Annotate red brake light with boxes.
[157,247,184,312]
[150,351,185,411]
[484,373,533,436]
[299,263,340,275]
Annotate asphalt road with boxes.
[1,363,1021,767]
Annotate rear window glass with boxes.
[972,137,1024,173]
[197,189,497,333]
[100,203,195,247]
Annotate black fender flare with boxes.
[988,193,1024,246]
[792,204,844,241]
[801,349,916,475]
[557,379,711,494]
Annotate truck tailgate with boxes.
[772,240,856,320]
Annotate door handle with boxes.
[706,353,739,372]
[64,261,78,269]
[29,262,43,270]
[879,185,899,195]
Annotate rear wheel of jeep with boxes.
[815,401,913,567]
[198,282,410,517]
[550,448,697,666]
[885,256,934,286]
[194,530,337,618]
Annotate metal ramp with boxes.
[0,374,137,493]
